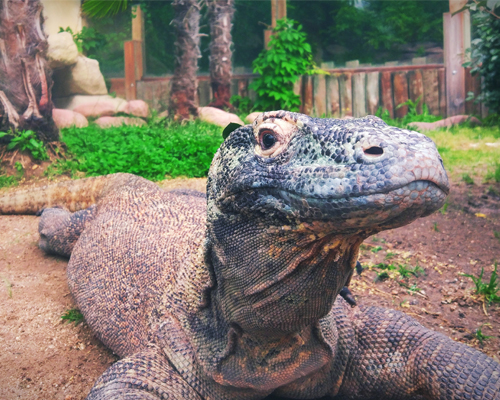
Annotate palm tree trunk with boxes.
[168,0,200,120]
[0,0,58,142]
[207,0,234,110]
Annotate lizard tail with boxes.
[0,173,134,215]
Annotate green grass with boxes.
[60,120,223,180]
[61,308,85,325]
[462,262,500,305]
[475,326,492,345]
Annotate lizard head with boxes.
[208,110,449,235]
[205,111,449,334]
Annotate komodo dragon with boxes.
[1,111,499,400]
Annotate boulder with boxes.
[52,95,126,118]
[118,100,150,118]
[52,108,88,128]
[198,107,244,127]
[94,116,147,128]
[46,32,79,69]
[408,115,481,132]
[52,56,108,97]
[245,112,263,124]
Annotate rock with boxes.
[408,115,481,132]
[94,116,147,128]
[119,100,150,118]
[158,110,169,119]
[52,109,88,128]
[198,107,244,127]
[46,32,79,69]
[53,95,127,114]
[52,56,107,97]
[245,112,263,124]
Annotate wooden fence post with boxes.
[408,70,424,114]
[444,12,466,116]
[393,71,409,118]
[301,75,313,115]
[422,69,440,116]
[326,75,340,118]
[352,72,366,117]
[380,71,394,118]
[124,40,143,100]
[366,72,379,116]
[339,73,352,118]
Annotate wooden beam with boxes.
[366,71,379,115]
[444,12,466,116]
[339,73,352,118]
[124,40,143,100]
[313,75,326,117]
[326,75,340,117]
[301,75,313,115]
[352,72,366,118]
[131,5,145,78]
[380,71,393,118]
[393,71,409,118]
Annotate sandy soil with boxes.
[0,178,499,399]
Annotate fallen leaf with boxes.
[475,213,486,218]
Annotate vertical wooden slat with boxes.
[131,5,145,77]
[438,68,447,117]
[237,79,248,98]
[444,12,466,116]
[408,70,423,114]
[326,75,340,118]
[464,67,481,115]
[422,69,440,116]
[352,72,366,118]
[313,75,326,117]
[301,75,313,115]
[124,40,137,100]
[366,71,379,115]
[293,77,302,97]
[198,80,211,107]
[339,73,352,118]
[393,71,409,118]
[380,71,394,118]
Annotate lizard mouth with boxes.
[220,179,448,231]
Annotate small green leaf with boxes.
[222,122,243,140]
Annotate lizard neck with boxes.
[207,212,364,336]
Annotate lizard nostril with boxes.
[363,146,384,157]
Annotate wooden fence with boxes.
[109,63,483,119]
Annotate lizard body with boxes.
[1,111,499,399]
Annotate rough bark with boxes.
[207,0,234,110]
[0,0,58,142]
[168,0,200,120]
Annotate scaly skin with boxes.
[1,111,499,400]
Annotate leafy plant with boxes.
[462,173,475,185]
[485,163,500,182]
[61,121,223,180]
[375,97,441,130]
[463,0,500,113]
[251,19,320,112]
[61,308,85,325]
[439,200,449,215]
[0,131,48,160]
[475,325,492,345]
[230,95,254,115]
[59,26,107,57]
[371,246,383,253]
[385,252,396,260]
[432,222,440,232]
[462,262,500,305]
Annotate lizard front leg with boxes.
[338,306,500,399]
[38,205,96,257]
[87,347,203,400]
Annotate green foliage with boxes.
[376,97,441,130]
[464,1,500,113]
[0,131,48,160]
[230,95,254,115]
[462,262,500,305]
[82,0,128,18]
[475,325,492,345]
[462,173,475,185]
[371,246,383,253]
[485,163,500,182]
[59,26,107,57]
[61,121,223,180]
[61,308,85,325]
[432,222,439,232]
[251,19,316,112]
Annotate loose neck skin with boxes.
[197,211,365,390]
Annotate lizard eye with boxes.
[260,130,277,150]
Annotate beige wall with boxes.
[41,0,83,36]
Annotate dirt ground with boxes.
[0,176,499,399]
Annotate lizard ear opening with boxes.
[222,122,243,140]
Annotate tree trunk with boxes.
[168,0,200,120]
[0,0,58,143]
[207,0,234,110]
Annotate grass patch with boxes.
[475,325,492,345]
[60,120,223,180]
[61,308,85,325]
[462,262,500,305]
